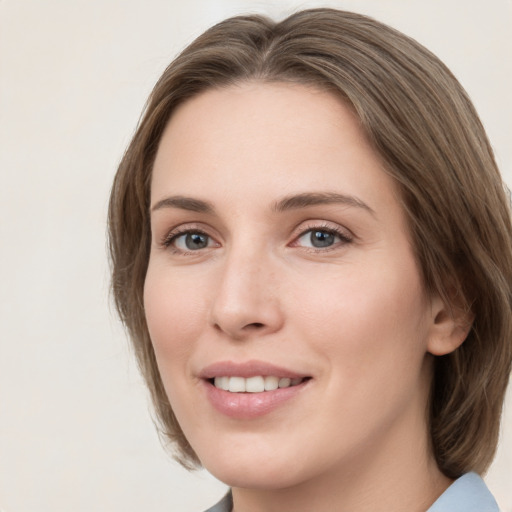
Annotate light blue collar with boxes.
[427,472,499,512]
[205,472,499,512]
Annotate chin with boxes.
[203,458,307,490]
[195,435,325,491]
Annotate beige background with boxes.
[0,0,510,511]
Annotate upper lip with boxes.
[199,360,309,380]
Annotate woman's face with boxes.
[145,82,442,489]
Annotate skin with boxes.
[145,82,466,512]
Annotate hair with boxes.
[108,8,512,477]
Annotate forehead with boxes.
[151,82,400,217]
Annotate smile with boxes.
[212,376,307,393]
[200,361,312,418]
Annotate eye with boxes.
[164,230,217,252]
[294,226,352,249]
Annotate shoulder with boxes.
[427,472,500,512]
[201,475,499,512]
[202,491,233,512]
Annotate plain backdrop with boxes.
[0,1,511,511]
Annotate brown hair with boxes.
[108,8,512,476]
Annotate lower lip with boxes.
[203,380,310,419]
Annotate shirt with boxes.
[203,472,499,512]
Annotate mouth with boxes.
[209,375,311,393]
[200,361,312,418]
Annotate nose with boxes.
[210,247,284,340]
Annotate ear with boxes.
[426,294,474,356]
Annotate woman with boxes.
[108,9,512,512]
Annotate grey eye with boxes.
[175,232,211,250]
[311,231,336,247]
[298,229,339,248]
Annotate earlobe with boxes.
[426,295,474,356]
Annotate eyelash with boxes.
[160,223,353,255]
[291,223,353,251]
[161,225,214,255]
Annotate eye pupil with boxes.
[186,233,208,250]
[311,230,335,247]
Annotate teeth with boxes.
[214,376,229,391]
[278,377,291,388]
[246,376,265,393]
[264,376,279,391]
[213,376,305,392]
[228,376,245,393]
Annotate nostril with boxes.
[212,321,266,336]
[247,322,264,329]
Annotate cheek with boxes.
[289,262,431,447]
[291,258,430,376]
[143,265,207,369]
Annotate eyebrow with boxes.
[150,192,374,216]
[151,196,215,214]
[272,192,375,215]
